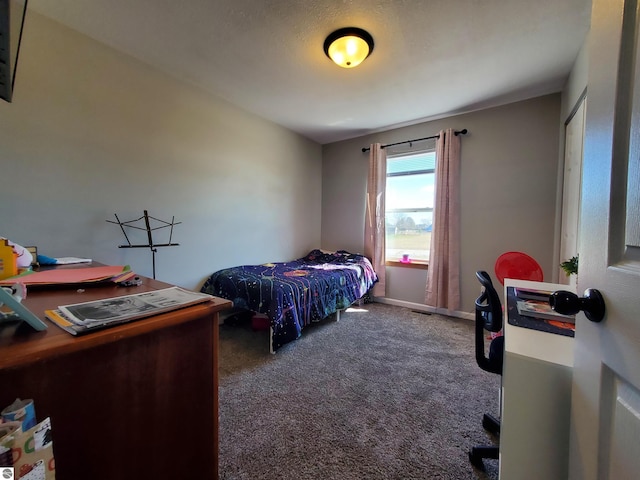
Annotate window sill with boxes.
[385,260,429,270]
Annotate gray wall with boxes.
[322,95,561,314]
[562,37,589,123]
[0,12,322,290]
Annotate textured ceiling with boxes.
[28,0,592,145]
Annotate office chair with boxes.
[469,270,504,470]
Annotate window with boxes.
[385,149,436,264]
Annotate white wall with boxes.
[0,12,322,290]
[322,95,561,314]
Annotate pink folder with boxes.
[0,266,133,286]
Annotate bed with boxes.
[200,249,378,352]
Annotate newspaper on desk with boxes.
[45,287,214,335]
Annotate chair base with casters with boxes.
[469,413,500,469]
[469,445,499,469]
[482,412,500,436]
[468,271,504,471]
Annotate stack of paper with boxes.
[54,257,92,265]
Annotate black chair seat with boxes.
[488,335,504,373]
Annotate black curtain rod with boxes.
[361,128,468,153]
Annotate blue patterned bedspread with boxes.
[200,250,378,350]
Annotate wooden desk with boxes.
[0,271,231,479]
[500,279,574,480]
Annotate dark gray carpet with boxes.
[218,302,500,479]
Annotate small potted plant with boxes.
[560,255,579,277]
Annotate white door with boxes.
[568,0,640,478]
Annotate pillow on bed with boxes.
[302,249,356,264]
[302,249,339,263]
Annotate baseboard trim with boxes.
[372,297,474,321]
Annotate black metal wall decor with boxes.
[107,210,181,279]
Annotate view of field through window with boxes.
[385,150,436,263]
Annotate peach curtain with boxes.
[425,129,461,310]
[364,143,386,297]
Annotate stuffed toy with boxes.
[0,237,33,268]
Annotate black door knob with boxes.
[549,289,606,323]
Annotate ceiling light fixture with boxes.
[324,27,374,69]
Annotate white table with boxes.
[499,279,575,479]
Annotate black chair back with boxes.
[474,270,503,375]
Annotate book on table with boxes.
[516,299,576,323]
[45,286,214,335]
[513,287,552,302]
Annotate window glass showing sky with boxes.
[386,151,435,214]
